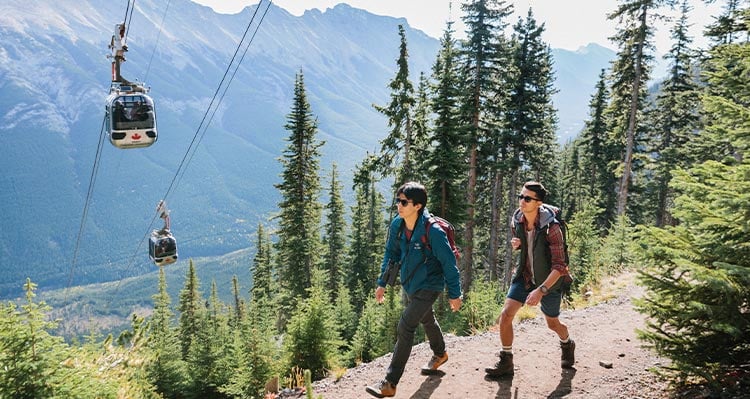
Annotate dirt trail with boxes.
[314,275,670,398]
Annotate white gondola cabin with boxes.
[105,86,157,149]
[149,229,178,266]
[149,200,177,266]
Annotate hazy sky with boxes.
[193,1,721,53]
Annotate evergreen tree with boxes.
[637,39,750,392]
[606,0,657,220]
[458,0,513,292]
[146,268,188,398]
[349,299,384,364]
[704,0,746,45]
[178,259,202,360]
[0,279,91,398]
[428,20,467,223]
[251,223,273,304]
[346,162,387,311]
[333,283,358,347]
[275,70,325,311]
[373,25,417,184]
[230,275,245,329]
[646,0,701,227]
[322,163,347,300]
[283,270,343,380]
[187,281,233,399]
[410,71,433,183]
[490,8,557,283]
[577,69,616,230]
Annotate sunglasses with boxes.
[517,194,540,203]
[396,198,413,206]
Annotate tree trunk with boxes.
[616,7,647,217]
[488,171,502,281]
[503,170,519,289]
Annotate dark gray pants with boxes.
[386,289,445,384]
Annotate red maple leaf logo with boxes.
[132,133,142,140]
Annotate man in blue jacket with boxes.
[366,181,463,398]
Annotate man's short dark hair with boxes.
[523,181,548,202]
[397,181,427,208]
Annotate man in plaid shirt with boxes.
[485,181,575,378]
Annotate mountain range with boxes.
[0,0,615,299]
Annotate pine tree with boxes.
[230,275,245,329]
[577,69,616,230]
[146,268,189,398]
[410,71,432,183]
[322,164,347,300]
[607,0,658,220]
[636,35,750,390]
[283,270,343,380]
[458,0,513,292]
[373,25,417,184]
[428,20,467,223]
[187,281,233,399]
[0,279,81,398]
[490,8,557,283]
[275,70,325,310]
[178,259,202,360]
[346,162,387,311]
[251,223,273,304]
[646,0,701,227]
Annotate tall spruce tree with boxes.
[186,282,232,399]
[577,69,616,231]
[250,223,273,304]
[178,259,202,360]
[346,162,387,311]
[410,71,432,183]
[373,25,417,184]
[429,21,467,223]
[147,268,188,398]
[492,8,557,283]
[637,37,750,396]
[607,0,658,220]
[274,70,324,311]
[322,164,347,300]
[647,0,700,227]
[458,0,513,291]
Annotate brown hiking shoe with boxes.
[485,351,514,377]
[421,352,449,374]
[365,379,396,398]
[561,339,576,368]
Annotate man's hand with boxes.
[449,297,462,312]
[525,288,543,306]
[510,237,521,250]
[375,286,386,304]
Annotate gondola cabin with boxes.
[149,230,178,266]
[105,88,157,149]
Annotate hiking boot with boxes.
[561,339,576,368]
[365,379,396,398]
[421,352,449,374]
[485,352,514,377]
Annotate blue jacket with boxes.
[377,208,462,299]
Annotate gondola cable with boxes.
[178,1,272,187]
[142,0,172,83]
[65,117,108,302]
[102,0,273,299]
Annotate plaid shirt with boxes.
[518,213,569,286]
